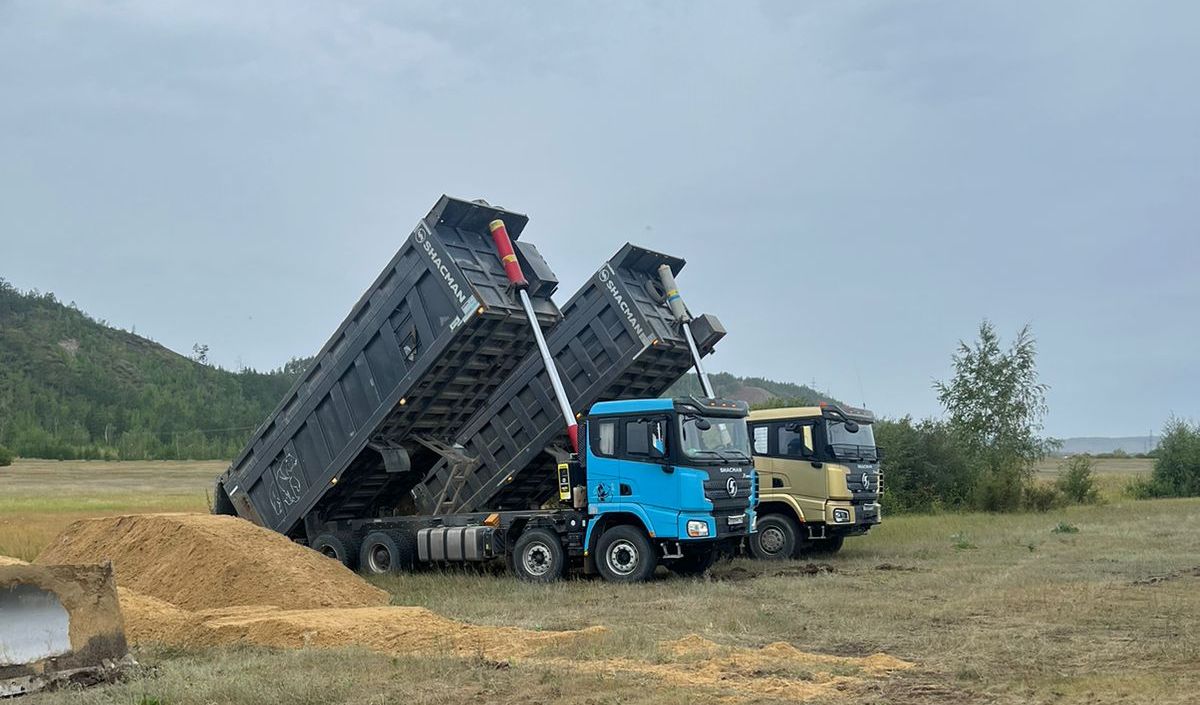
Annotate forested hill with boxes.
[667,371,842,408]
[0,278,841,461]
[0,279,303,460]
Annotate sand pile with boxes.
[35,514,389,610]
[553,634,914,702]
[115,591,606,659]
[0,555,28,566]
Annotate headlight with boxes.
[687,520,710,537]
[832,509,851,523]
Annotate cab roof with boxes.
[749,404,876,423]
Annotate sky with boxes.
[1,1,1196,439]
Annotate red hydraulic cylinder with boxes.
[488,218,579,453]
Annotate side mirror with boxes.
[694,418,711,431]
[844,421,860,434]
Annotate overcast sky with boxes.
[2,1,1196,438]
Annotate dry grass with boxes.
[8,459,1200,704]
[0,459,216,560]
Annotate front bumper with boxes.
[675,511,750,541]
[824,501,881,529]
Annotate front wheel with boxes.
[595,525,657,583]
[748,513,800,560]
[511,528,566,583]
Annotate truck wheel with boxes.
[749,514,799,560]
[511,528,565,583]
[596,525,657,583]
[667,545,717,577]
[312,533,357,570]
[359,531,406,575]
[806,535,844,556]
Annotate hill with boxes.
[666,371,841,408]
[0,278,841,461]
[1055,436,1160,456]
[0,279,303,460]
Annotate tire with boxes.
[312,533,357,570]
[805,534,844,556]
[511,528,566,583]
[595,525,657,583]
[749,513,800,560]
[359,530,411,575]
[667,545,717,577]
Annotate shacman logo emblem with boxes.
[861,472,871,490]
[726,477,738,498]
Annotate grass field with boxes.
[5,458,1198,704]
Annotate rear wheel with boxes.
[312,533,356,570]
[511,528,566,583]
[359,531,415,575]
[667,545,717,577]
[595,525,657,583]
[749,513,799,560]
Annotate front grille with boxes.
[703,477,753,513]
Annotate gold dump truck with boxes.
[746,403,881,559]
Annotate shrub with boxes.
[1052,522,1079,534]
[0,445,13,467]
[1023,483,1064,512]
[1056,455,1099,504]
[1147,418,1200,497]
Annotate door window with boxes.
[624,418,667,459]
[591,420,617,457]
[752,425,768,455]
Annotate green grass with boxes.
[9,459,1200,704]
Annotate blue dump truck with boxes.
[214,196,754,582]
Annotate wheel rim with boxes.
[759,526,786,555]
[368,544,391,573]
[319,545,339,560]
[522,541,553,577]
[606,539,640,576]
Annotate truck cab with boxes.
[566,396,756,581]
[746,403,880,559]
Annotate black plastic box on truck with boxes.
[410,243,726,515]
[212,196,561,539]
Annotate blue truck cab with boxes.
[563,396,756,581]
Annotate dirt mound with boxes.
[114,588,605,659]
[0,555,28,566]
[579,633,915,701]
[36,514,388,610]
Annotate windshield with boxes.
[825,420,877,461]
[678,415,752,463]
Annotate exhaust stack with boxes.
[657,264,715,398]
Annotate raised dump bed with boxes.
[410,243,726,515]
[214,196,560,539]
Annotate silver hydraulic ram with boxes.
[489,218,579,453]
[657,263,716,398]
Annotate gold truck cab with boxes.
[746,403,881,559]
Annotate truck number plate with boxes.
[727,514,745,527]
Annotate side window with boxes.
[624,418,667,458]
[591,420,617,457]
[777,425,802,457]
[752,425,768,455]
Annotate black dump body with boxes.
[214,196,560,538]
[410,243,726,515]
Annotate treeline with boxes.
[0,279,305,461]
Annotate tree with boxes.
[1145,418,1200,497]
[1056,455,1099,504]
[934,321,1052,511]
[191,343,210,365]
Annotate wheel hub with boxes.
[760,526,785,554]
[607,540,639,575]
[523,543,553,576]
[369,545,391,572]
